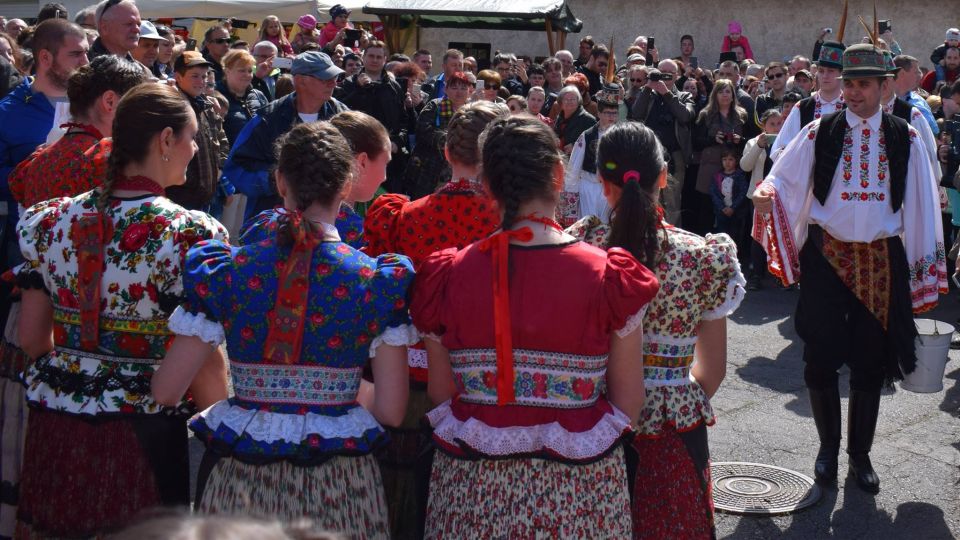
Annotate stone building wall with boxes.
[415,0,953,69]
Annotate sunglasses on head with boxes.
[99,0,124,18]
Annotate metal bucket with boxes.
[900,319,954,393]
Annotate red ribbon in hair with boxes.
[263,212,320,364]
[72,213,106,351]
[477,226,534,405]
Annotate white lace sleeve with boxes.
[369,324,419,357]
[615,305,648,338]
[168,306,225,346]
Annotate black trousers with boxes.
[795,226,916,393]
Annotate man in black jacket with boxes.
[630,59,696,225]
[337,40,408,192]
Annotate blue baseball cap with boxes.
[291,51,344,80]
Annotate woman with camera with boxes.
[692,79,747,235]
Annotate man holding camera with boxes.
[338,40,407,192]
[630,59,695,225]
[754,43,946,495]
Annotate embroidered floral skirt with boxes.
[425,447,632,539]
[631,424,714,540]
[198,454,389,539]
[377,386,433,540]
[0,334,28,540]
[16,408,190,538]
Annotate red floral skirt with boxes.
[632,423,714,540]
[16,408,189,538]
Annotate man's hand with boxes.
[753,185,776,214]
[255,59,272,79]
[514,62,528,84]
[357,73,371,87]
[648,79,670,95]
[938,143,950,163]
[649,47,660,63]
[722,207,734,217]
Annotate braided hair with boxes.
[597,121,669,267]
[274,122,354,245]
[445,101,510,167]
[99,84,194,214]
[479,116,561,229]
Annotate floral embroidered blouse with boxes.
[567,216,745,436]
[8,127,101,208]
[16,193,228,416]
[169,221,417,464]
[240,205,365,249]
[410,239,659,462]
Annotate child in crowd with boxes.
[291,15,320,54]
[741,109,783,290]
[710,146,749,255]
[258,15,294,57]
[930,28,960,69]
[721,21,754,61]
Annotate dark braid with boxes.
[479,116,561,229]
[597,121,669,267]
[274,122,355,246]
[446,101,509,167]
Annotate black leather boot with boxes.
[847,389,881,493]
[808,386,841,484]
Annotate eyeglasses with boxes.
[484,83,500,90]
[768,72,785,79]
[630,78,645,83]
[210,38,231,44]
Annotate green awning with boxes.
[361,0,582,33]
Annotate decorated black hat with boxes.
[595,82,623,107]
[817,41,846,70]
[839,44,893,79]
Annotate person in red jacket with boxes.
[721,21,754,61]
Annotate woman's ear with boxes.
[158,126,175,157]
[657,167,668,189]
[355,151,369,173]
[275,170,288,199]
[552,160,565,192]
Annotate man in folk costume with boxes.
[770,40,846,161]
[753,43,947,494]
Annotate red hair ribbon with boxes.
[263,212,319,364]
[476,226,534,405]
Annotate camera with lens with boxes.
[648,72,674,83]
[946,120,960,159]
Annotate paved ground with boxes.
[713,281,960,539]
[189,278,960,539]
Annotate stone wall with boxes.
[415,0,954,70]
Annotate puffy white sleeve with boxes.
[770,103,802,162]
[751,120,818,285]
[564,130,588,193]
[900,126,948,312]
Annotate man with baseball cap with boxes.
[754,43,945,494]
[223,51,348,219]
[771,40,846,160]
[130,20,168,76]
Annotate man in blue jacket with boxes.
[0,19,88,245]
[223,51,347,220]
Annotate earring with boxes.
[162,155,170,162]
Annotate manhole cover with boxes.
[711,462,821,515]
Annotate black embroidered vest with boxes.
[813,110,911,211]
[582,125,601,174]
[889,98,913,123]
[798,95,845,127]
